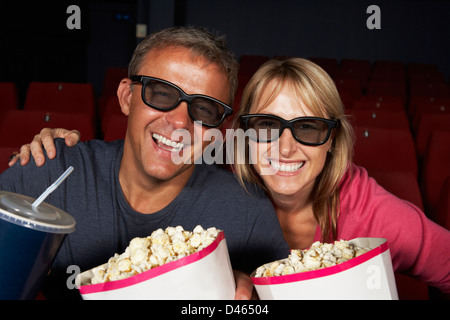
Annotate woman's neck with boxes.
[270,192,318,250]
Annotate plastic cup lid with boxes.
[0,191,76,234]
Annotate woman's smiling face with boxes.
[248,80,333,200]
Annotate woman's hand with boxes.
[233,270,257,300]
[8,128,81,167]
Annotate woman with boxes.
[11,58,450,294]
[231,58,353,249]
[230,57,449,293]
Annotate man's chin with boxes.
[143,162,196,182]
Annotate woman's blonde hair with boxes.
[230,57,354,242]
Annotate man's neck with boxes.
[118,154,195,214]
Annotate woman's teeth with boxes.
[269,160,304,172]
[153,133,184,151]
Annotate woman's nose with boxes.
[277,128,298,157]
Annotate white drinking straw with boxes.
[32,166,74,209]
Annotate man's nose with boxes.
[165,102,192,129]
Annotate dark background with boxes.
[1,0,449,104]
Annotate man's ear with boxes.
[117,78,133,116]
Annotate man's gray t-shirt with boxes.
[0,139,289,299]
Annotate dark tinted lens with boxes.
[293,119,329,144]
[247,117,282,141]
[144,80,180,109]
[189,98,224,125]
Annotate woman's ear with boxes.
[117,78,133,116]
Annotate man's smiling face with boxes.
[119,46,230,183]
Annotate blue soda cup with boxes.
[0,191,76,299]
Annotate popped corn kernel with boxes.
[253,240,372,278]
[282,266,295,275]
[189,233,203,248]
[193,225,205,234]
[87,225,221,284]
[172,239,190,255]
[117,258,132,272]
[131,247,149,265]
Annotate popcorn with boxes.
[254,240,370,278]
[90,225,221,284]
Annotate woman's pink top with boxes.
[314,164,450,292]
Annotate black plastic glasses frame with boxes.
[241,113,338,146]
[131,75,233,128]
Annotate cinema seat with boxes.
[372,60,404,73]
[334,78,363,102]
[102,113,127,142]
[0,82,19,114]
[24,82,96,118]
[367,81,407,105]
[339,91,355,111]
[408,71,445,87]
[98,67,128,117]
[102,67,128,97]
[410,82,449,100]
[414,113,450,161]
[411,98,450,133]
[0,109,96,149]
[408,97,450,122]
[339,59,371,90]
[436,177,450,230]
[349,109,410,131]
[407,62,439,77]
[353,126,417,179]
[395,273,429,300]
[0,147,18,173]
[351,96,405,112]
[101,96,124,136]
[422,131,450,218]
[369,170,423,210]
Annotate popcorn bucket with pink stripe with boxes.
[251,238,398,300]
[76,231,235,299]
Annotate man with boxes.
[1,27,289,299]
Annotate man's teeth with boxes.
[269,160,304,172]
[153,133,184,150]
